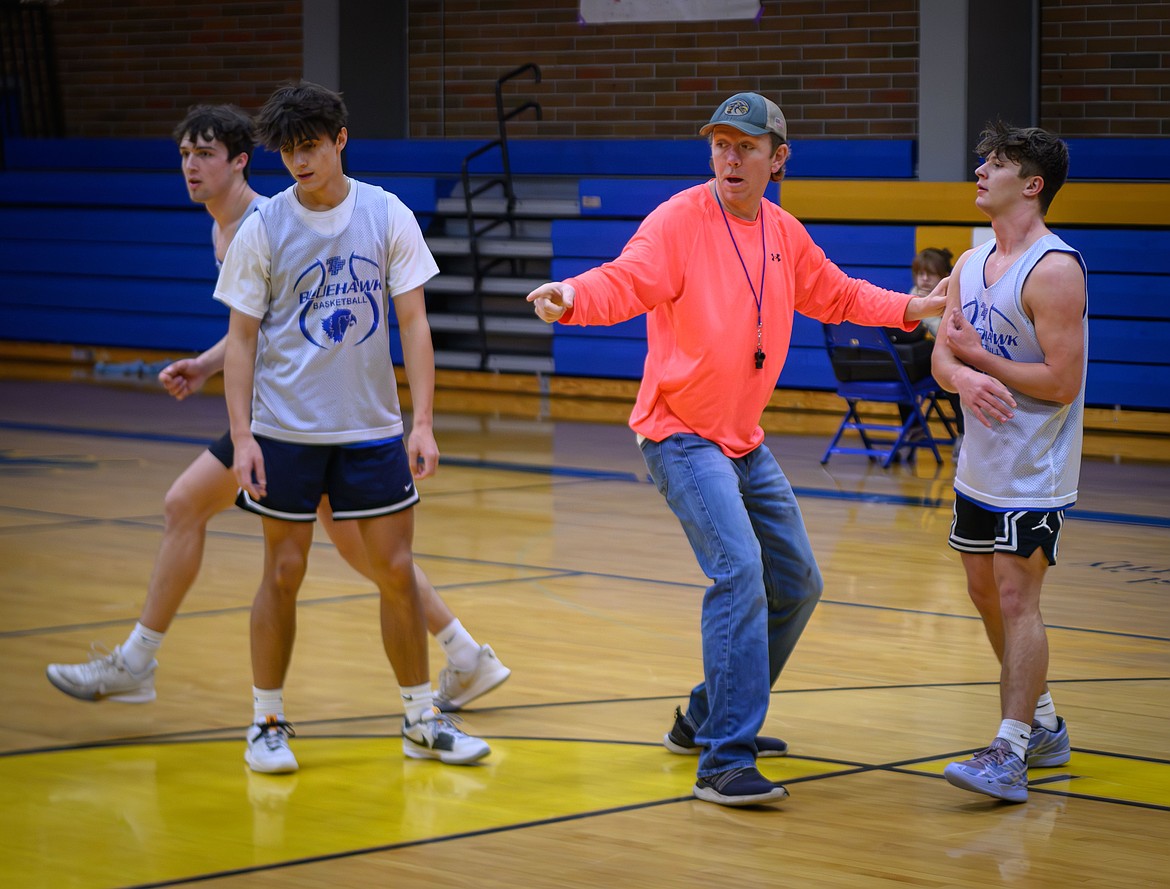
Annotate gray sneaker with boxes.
[434,645,511,711]
[403,710,490,764]
[1028,717,1071,768]
[944,738,1028,803]
[46,644,157,703]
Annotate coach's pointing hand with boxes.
[527,282,576,323]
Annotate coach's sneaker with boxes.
[663,706,788,757]
[403,709,490,764]
[46,644,157,703]
[693,766,789,807]
[1028,717,1071,768]
[434,645,511,711]
[943,738,1028,803]
[245,717,298,774]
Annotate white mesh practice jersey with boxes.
[212,195,268,270]
[214,178,438,444]
[954,233,1088,511]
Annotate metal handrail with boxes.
[458,63,541,368]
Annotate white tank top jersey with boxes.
[954,233,1088,511]
[214,178,439,445]
[212,195,268,270]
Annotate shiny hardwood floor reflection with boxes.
[1,379,1168,888]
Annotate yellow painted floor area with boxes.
[2,735,1167,888]
[1,738,845,888]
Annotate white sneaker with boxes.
[46,644,157,703]
[403,710,490,764]
[434,645,511,711]
[245,718,299,774]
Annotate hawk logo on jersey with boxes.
[322,309,359,343]
[966,297,1021,358]
[296,252,382,349]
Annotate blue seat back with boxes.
[823,322,919,396]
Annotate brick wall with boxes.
[1040,0,1170,136]
[48,0,301,138]
[38,0,1169,140]
[407,0,921,139]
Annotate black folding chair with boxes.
[821,321,958,468]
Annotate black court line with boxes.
[1,570,584,639]
[112,795,693,889]
[9,679,1169,757]
[8,550,1168,645]
[4,418,1170,528]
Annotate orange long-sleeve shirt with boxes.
[561,183,915,457]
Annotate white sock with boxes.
[121,622,164,674]
[996,718,1031,761]
[253,687,284,725]
[1033,691,1059,731]
[437,619,480,672]
[401,682,434,725]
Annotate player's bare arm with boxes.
[932,250,1018,428]
[223,310,265,499]
[396,286,439,479]
[158,335,228,400]
[950,251,1086,405]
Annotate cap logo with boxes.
[724,98,751,117]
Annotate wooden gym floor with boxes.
[0,377,1167,889]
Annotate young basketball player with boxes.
[933,121,1087,802]
[46,104,508,717]
[218,82,489,772]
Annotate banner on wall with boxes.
[579,0,762,24]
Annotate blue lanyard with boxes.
[716,195,767,370]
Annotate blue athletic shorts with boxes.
[948,494,1064,566]
[208,430,233,469]
[236,435,418,522]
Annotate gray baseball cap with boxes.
[700,92,787,141]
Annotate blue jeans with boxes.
[642,433,822,776]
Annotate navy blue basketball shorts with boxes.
[948,494,1064,566]
[236,435,419,522]
[208,430,234,469]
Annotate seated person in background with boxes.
[906,248,964,452]
[888,248,956,378]
[911,248,955,333]
[826,247,960,457]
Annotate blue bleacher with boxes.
[2,136,1168,409]
[1053,226,1170,410]
[1064,139,1170,182]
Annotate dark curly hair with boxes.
[975,120,1069,214]
[254,81,348,153]
[172,104,254,179]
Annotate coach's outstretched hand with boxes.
[527,282,576,323]
[903,275,949,324]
